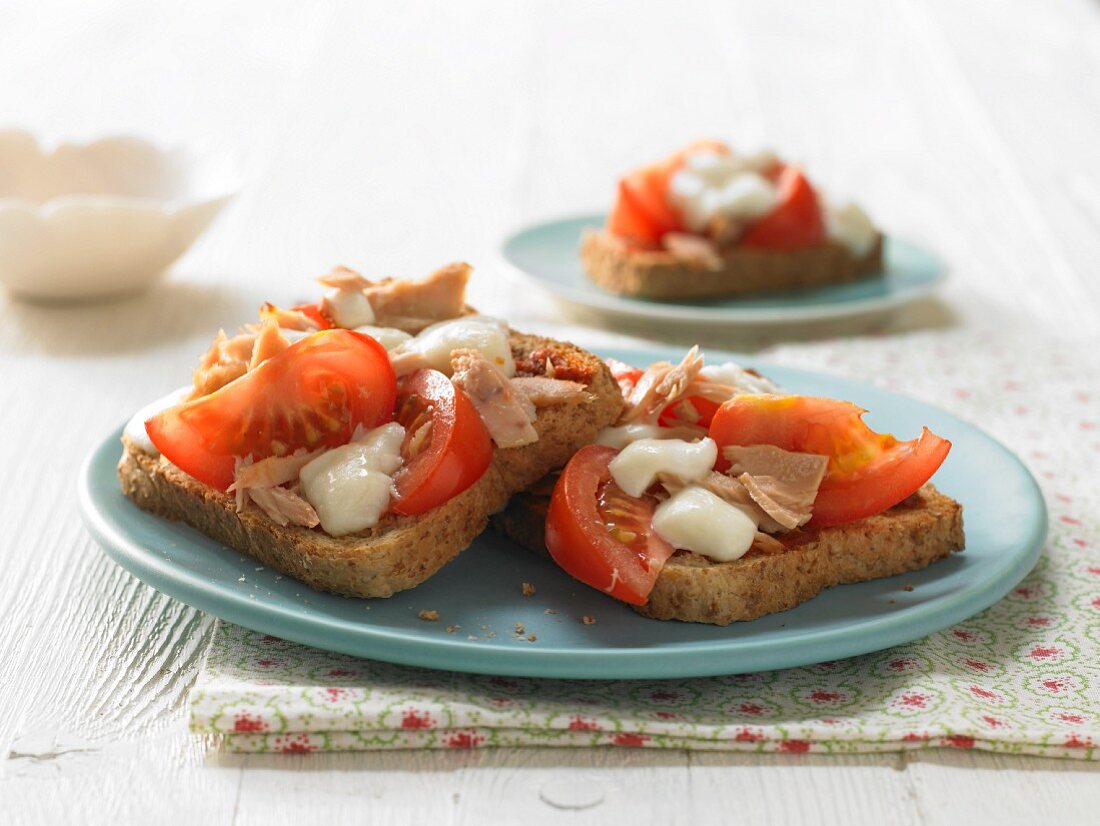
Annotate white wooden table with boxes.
[2,1,1099,822]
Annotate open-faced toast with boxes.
[118,267,622,599]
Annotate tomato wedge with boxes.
[739,165,825,251]
[545,445,675,605]
[391,368,493,515]
[147,330,396,490]
[293,302,335,330]
[709,395,951,527]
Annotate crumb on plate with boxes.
[418,609,439,622]
[521,581,536,597]
[581,615,596,626]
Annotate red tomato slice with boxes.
[739,165,825,251]
[293,302,335,330]
[709,395,951,527]
[545,445,675,605]
[605,357,643,396]
[608,180,663,247]
[391,369,493,515]
[658,395,721,429]
[147,330,396,490]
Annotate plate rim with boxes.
[79,348,1046,679]
[499,212,948,325]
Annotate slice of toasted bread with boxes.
[492,483,964,625]
[580,229,884,300]
[118,330,623,599]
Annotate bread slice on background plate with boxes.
[581,229,884,301]
[118,266,623,599]
[492,483,963,626]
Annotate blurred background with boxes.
[4,0,1098,346]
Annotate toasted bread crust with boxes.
[580,229,884,300]
[492,484,964,625]
[118,331,623,599]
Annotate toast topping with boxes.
[450,349,538,449]
[606,140,878,257]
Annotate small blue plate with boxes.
[79,346,1044,679]
[501,214,947,325]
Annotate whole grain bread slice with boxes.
[491,483,964,625]
[580,229,884,300]
[118,330,623,599]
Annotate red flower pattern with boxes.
[733,728,763,742]
[944,735,975,749]
[567,716,601,731]
[778,740,810,753]
[233,711,268,733]
[443,731,484,749]
[401,709,434,729]
[612,733,649,747]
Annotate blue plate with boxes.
[501,214,947,324]
[79,346,1044,679]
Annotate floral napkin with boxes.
[189,329,1099,758]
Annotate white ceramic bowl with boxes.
[0,130,239,301]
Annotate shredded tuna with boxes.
[364,263,471,333]
[450,348,538,449]
[259,302,321,332]
[663,232,723,270]
[725,444,829,530]
[751,532,787,555]
[248,318,291,370]
[317,265,373,291]
[246,485,320,528]
[509,377,590,407]
[620,346,704,424]
[191,329,255,399]
[230,447,325,494]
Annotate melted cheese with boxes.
[322,287,375,328]
[353,325,412,351]
[398,316,514,377]
[608,437,717,498]
[595,423,665,450]
[651,485,758,562]
[824,201,877,257]
[668,150,780,232]
[299,422,405,537]
[123,385,192,454]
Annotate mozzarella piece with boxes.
[299,422,405,537]
[353,325,413,351]
[608,437,717,498]
[670,150,781,232]
[123,385,192,455]
[704,172,777,221]
[595,423,665,450]
[398,316,515,377]
[651,485,759,563]
[322,287,376,328]
[698,362,780,394]
[824,201,877,257]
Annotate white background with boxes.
[1,0,1099,823]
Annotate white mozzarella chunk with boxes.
[651,485,759,562]
[698,362,781,394]
[123,386,192,454]
[322,287,376,329]
[299,422,405,537]
[608,437,717,498]
[399,316,515,377]
[352,325,413,351]
[824,201,877,257]
[595,423,666,450]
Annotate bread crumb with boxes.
[526,634,537,642]
[238,576,246,582]
[521,582,536,597]
[581,615,596,625]
[903,584,914,592]
[889,599,896,605]
[446,625,459,633]
[514,622,525,635]
[544,608,558,615]
[418,609,439,622]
